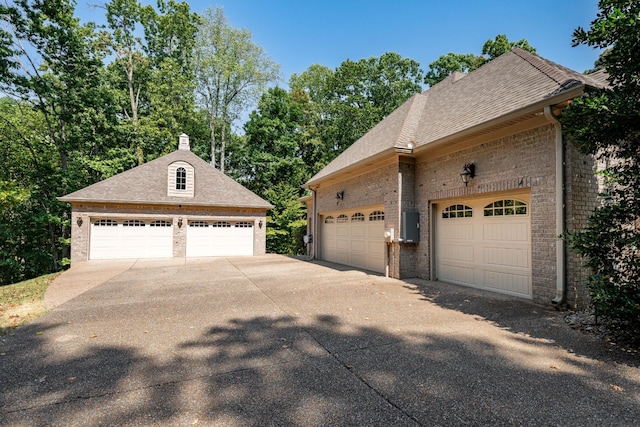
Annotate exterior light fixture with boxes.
[460,163,475,186]
[76,217,83,227]
[335,191,344,200]
[177,217,183,228]
[259,220,263,229]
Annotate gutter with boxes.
[544,105,566,305]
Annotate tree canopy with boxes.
[424,34,537,86]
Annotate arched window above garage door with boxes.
[442,204,473,218]
[337,214,348,223]
[484,199,528,216]
[324,216,334,223]
[94,219,118,226]
[189,221,209,227]
[351,213,365,222]
[369,211,384,221]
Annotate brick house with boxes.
[59,134,272,263]
[302,48,608,308]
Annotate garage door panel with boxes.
[483,223,529,241]
[436,194,532,298]
[441,223,473,240]
[321,207,385,273]
[483,247,529,268]
[440,244,475,262]
[186,221,254,257]
[484,271,530,295]
[90,220,172,260]
[350,226,365,238]
[350,240,366,252]
[439,264,475,285]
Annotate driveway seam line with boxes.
[226,259,424,426]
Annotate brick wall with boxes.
[564,141,600,308]
[415,124,558,305]
[69,202,267,262]
[310,122,600,307]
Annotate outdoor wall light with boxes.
[259,220,263,229]
[460,163,475,186]
[335,191,344,200]
[76,217,83,227]
[177,217,183,228]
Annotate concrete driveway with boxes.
[1,255,638,426]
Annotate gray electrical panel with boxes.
[401,211,420,243]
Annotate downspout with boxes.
[311,186,318,260]
[544,106,565,305]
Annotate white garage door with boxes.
[435,194,532,298]
[322,208,385,273]
[90,219,173,260]
[186,220,254,257]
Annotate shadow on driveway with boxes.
[1,255,639,425]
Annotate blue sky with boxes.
[77,0,602,86]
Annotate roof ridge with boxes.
[394,93,428,148]
[510,47,605,90]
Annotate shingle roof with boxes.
[306,48,607,186]
[59,149,273,209]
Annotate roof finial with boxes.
[178,133,190,151]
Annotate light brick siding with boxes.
[564,141,600,308]
[310,123,598,307]
[70,202,267,262]
[416,124,558,305]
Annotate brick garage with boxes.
[59,135,272,263]
[304,49,607,308]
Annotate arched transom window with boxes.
[484,199,528,216]
[369,211,385,221]
[442,204,473,219]
[176,167,186,190]
[351,212,365,222]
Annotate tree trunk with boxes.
[209,115,216,167]
[127,53,142,165]
[220,120,226,174]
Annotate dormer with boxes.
[168,134,195,197]
[168,161,195,197]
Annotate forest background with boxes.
[0,0,590,286]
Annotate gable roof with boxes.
[59,149,273,209]
[306,48,607,186]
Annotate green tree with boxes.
[264,183,307,255]
[561,0,640,334]
[239,87,309,194]
[0,0,110,283]
[323,52,424,158]
[106,0,199,163]
[424,34,537,86]
[194,7,280,172]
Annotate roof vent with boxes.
[178,133,190,151]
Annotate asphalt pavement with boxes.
[1,255,638,426]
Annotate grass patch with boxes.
[0,272,61,336]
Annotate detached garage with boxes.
[59,134,273,264]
